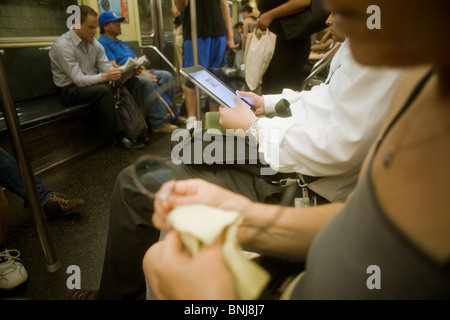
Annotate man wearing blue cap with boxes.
[49,5,146,149]
[98,11,182,133]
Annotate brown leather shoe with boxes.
[68,289,101,300]
[152,121,178,133]
[43,193,85,218]
[173,115,187,126]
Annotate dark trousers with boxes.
[98,160,328,299]
[262,35,311,94]
[59,77,142,135]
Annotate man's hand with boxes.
[236,90,265,115]
[256,12,274,30]
[219,98,257,132]
[135,68,158,85]
[143,231,237,300]
[102,68,123,82]
[134,65,146,75]
[153,179,252,231]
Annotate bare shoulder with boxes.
[370,66,450,264]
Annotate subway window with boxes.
[138,0,155,37]
[160,0,173,34]
[0,0,80,43]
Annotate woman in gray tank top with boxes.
[142,0,450,300]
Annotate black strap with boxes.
[374,69,434,154]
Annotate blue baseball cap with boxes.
[99,11,125,28]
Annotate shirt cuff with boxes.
[94,74,104,84]
[263,94,284,115]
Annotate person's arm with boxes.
[50,43,116,87]
[171,4,181,18]
[256,61,403,176]
[241,17,257,51]
[311,37,334,53]
[174,0,188,12]
[257,0,311,29]
[154,179,344,258]
[220,0,235,50]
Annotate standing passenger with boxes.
[256,0,324,94]
[175,0,235,129]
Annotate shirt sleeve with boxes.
[95,42,114,74]
[50,42,104,88]
[100,40,117,62]
[257,60,404,177]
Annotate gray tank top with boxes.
[291,70,450,299]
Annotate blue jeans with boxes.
[136,75,167,129]
[0,147,53,207]
[152,69,175,103]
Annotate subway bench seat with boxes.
[0,45,109,173]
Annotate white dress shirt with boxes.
[257,41,405,202]
[49,29,113,88]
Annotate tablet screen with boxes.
[187,69,251,109]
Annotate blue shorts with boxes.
[183,36,227,88]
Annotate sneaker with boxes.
[0,249,28,290]
[113,137,145,150]
[153,121,178,133]
[43,192,85,218]
[186,117,197,130]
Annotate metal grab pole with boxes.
[0,57,61,273]
[189,0,201,120]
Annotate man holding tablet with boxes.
[69,13,406,300]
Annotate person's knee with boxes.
[139,77,157,93]
[142,241,164,298]
[94,83,114,98]
[157,70,173,82]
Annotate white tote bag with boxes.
[244,28,277,91]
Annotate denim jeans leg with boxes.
[153,69,175,103]
[0,147,53,207]
[136,75,166,129]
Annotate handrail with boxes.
[311,42,341,73]
[140,45,178,73]
[0,55,61,273]
[300,42,342,91]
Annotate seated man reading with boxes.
[98,11,183,134]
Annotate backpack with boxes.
[112,81,148,141]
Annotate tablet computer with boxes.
[180,65,253,109]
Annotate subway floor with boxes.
[1,131,173,300]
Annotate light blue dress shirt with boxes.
[49,29,113,88]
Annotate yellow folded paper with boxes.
[167,204,270,300]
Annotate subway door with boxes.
[137,0,175,73]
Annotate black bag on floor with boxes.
[112,81,148,141]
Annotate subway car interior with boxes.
[3,0,439,302]
[0,0,274,300]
